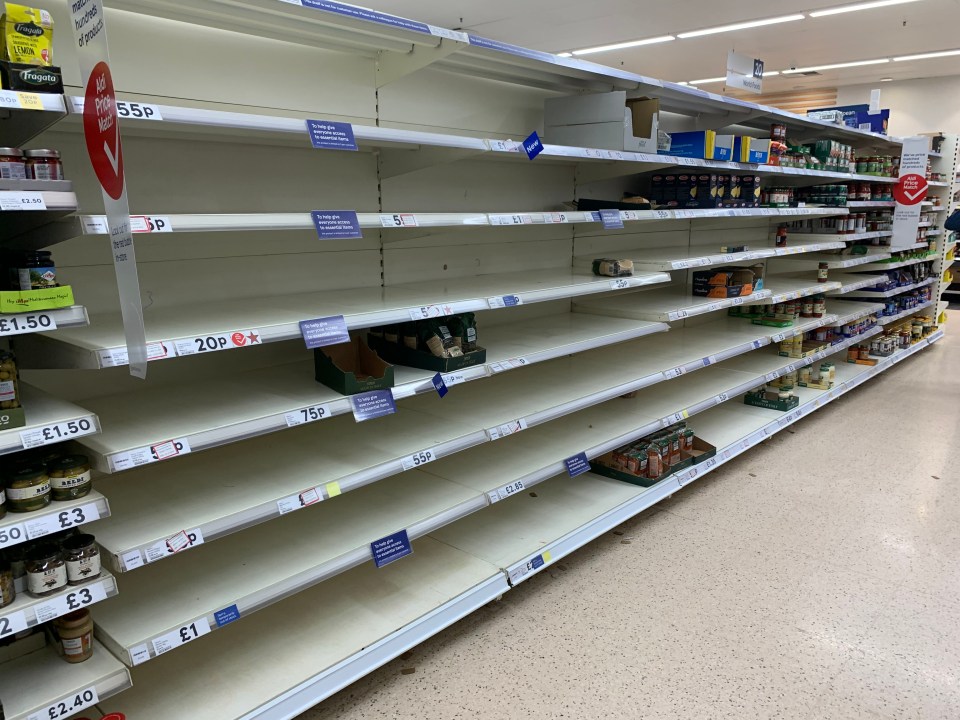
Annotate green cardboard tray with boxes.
[367,334,486,373]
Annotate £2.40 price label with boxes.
[26,686,98,720]
[20,418,96,449]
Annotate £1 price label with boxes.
[20,417,96,449]
[26,686,99,720]
[151,617,212,656]
[401,449,436,471]
[284,404,332,427]
[0,312,56,336]
[174,329,262,356]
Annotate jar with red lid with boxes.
[24,149,63,180]
[0,147,26,180]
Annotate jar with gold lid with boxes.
[5,466,50,512]
[48,455,92,501]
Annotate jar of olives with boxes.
[0,555,15,608]
[25,543,66,597]
[5,466,51,512]
[0,350,20,411]
[48,455,92,501]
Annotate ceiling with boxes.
[364,0,960,91]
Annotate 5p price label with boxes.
[284,404,332,427]
[151,617,212,657]
[0,312,56,336]
[401,449,436,471]
[380,213,418,228]
[20,418,96,449]
[26,686,98,720]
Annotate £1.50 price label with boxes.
[26,686,99,720]
[151,617,212,657]
[0,312,56,337]
[20,418,96,449]
[0,522,26,549]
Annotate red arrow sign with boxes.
[893,174,928,205]
[82,61,124,201]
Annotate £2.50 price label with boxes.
[26,686,99,720]
[151,617,212,657]
[0,522,26,549]
[0,191,46,211]
[0,312,56,336]
[20,418,96,449]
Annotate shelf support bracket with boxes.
[376,40,465,88]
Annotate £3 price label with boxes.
[27,686,98,720]
[151,617,212,657]
[24,502,101,540]
[0,312,56,336]
[401,449,435,471]
[20,418,96,449]
[34,581,108,624]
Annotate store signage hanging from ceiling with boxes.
[69,0,148,378]
[726,51,764,94]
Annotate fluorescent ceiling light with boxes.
[880,77,894,81]
[894,49,960,61]
[809,0,922,17]
[678,14,805,39]
[689,77,726,85]
[763,71,780,77]
[782,58,889,73]
[570,35,675,56]
[557,52,573,57]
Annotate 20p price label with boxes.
[401,449,436,471]
[0,312,56,336]
[20,418,96,449]
[26,686,98,720]
[151,617,212,656]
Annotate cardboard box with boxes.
[692,264,764,298]
[543,92,659,153]
[0,285,74,314]
[714,135,735,162]
[741,175,762,207]
[0,407,25,431]
[0,61,62,93]
[314,336,394,396]
[746,139,771,164]
[743,389,800,411]
[665,130,716,160]
[368,334,486,372]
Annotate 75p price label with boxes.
[26,686,99,720]
[0,312,56,336]
[20,417,96,449]
[285,403,332,427]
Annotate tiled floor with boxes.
[301,328,960,720]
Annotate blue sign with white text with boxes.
[432,373,449,398]
[311,210,362,240]
[523,131,543,160]
[564,452,591,477]
[300,315,350,349]
[371,529,413,568]
[306,119,358,150]
[600,209,624,230]
[214,604,241,628]
[351,389,397,422]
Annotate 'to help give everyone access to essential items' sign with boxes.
[891,137,930,250]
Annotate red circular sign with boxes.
[893,173,928,206]
[82,61,124,200]
[231,332,247,346]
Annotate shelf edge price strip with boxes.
[284,403,332,428]
[0,609,27,640]
[487,418,528,440]
[0,312,57,337]
[109,437,192,472]
[277,487,322,515]
[488,479,524,504]
[26,685,99,720]
[20,417,97,449]
[24,501,101,540]
[33,581,109,624]
[151,616,212,657]
[401,448,436,471]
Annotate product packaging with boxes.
[0,3,53,66]
[314,336,395,395]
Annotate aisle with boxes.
[302,328,960,720]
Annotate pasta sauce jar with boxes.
[0,147,26,179]
[24,149,64,180]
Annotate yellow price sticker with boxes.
[325,481,342,498]
[16,93,42,110]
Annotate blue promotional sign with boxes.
[600,209,624,230]
[311,210,362,240]
[432,373,448,398]
[351,389,397,422]
[214,604,241,628]
[523,131,543,160]
[502,295,521,307]
[300,315,350,349]
[564,452,591,477]
[305,119,358,151]
[371,529,413,568]
[530,554,545,571]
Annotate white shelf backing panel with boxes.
[840,276,937,299]
[748,275,842,305]
[852,253,939,272]
[13,268,670,369]
[0,491,109,551]
[825,272,887,295]
[0,91,67,146]
[0,384,100,456]
[846,200,896,208]
[574,288,773,322]
[96,537,505,720]
[769,251,892,269]
[76,313,667,471]
[0,640,131,720]
[94,471,488,666]
[0,572,117,639]
[826,300,886,326]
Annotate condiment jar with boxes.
[10,250,56,291]
[24,543,66,597]
[54,609,94,663]
[23,149,63,181]
[0,555,15,608]
[48,455,92,501]
[5,466,51,512]
[63,534,100,585]
[0,349,20,412]
[0,147,26,180]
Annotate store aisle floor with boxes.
[302,329,960,720]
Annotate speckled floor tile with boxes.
[298,329,959,719]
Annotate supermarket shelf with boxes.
[0,179,73,193]
[876,300,936,325]
[0,305,89,343]
[840,276,937,299]
[0,384,100,456]
[0,491,109,550]
[928,178,948,184]
[0,640,131,720]
[753,275,842,304]
[853,253,939,272]
[0,573,117,636]
[770,251,891,269]
[826,300,885,326]
[825,272,886,295]
[788,231,893,244]
[0,91,67,147]
[11,268,670,369]
[574,288,773,322]
[76,313,668,472]
[846,200,895,208]
[96,538,507,720]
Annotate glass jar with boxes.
[0,555,15,608]
[54,609,94,663]
[25,543,66,597]
[23,149,63,181]
[48,455,92,502]
[0,349,20,413]
[778,385,793,400]
[0,147,26,180]
[5,466,51,512]
[63,533,100,585]
[10,250,56,291]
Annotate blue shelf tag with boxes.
[371,529,413,568]
[530,554,546,571]
[214,604,241,628]
[564,452,591,477]
[600,209,624,230]
[351,389,397,422]
[311,210,362,240]
[432,373,448,398]
[300,315,350,349]
[523,131,543,160]
[306,119,358,150]
[503,295,521,306]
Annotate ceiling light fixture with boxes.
[569,35,675,56]
[782,58,889,73]
[763,71,781,77]
[557,52,573,57]
[880,76,894,81]
[677,14,805,39]
[809,0,923,17]
[688,77,727,85]
[893,49,960,61]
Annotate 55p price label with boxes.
[401,449,436,471]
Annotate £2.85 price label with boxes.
[0,312,56,336]
[26,685,98,720]
[488,479,524,503]
[151,617,212,657]
[20,418,96,449]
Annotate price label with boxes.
[284,404,332,427]
[784,364,796,374]
[0,312,57,337]
[15,92,42,110]
[109,437,192,471]
[121,549,144,571]
[675,210,696,219]
[34,581,108,623]
[174,329,262,356]
[671,309,689,321]
[0,608,27,639]
[24,502,101,540]
[489,479,525,503]
[151,617,212,656]
[488,139,520,152]
[487,295,522,309]
[130,215,172,233]
[714,392,729,405]
[116,100,163,120]
[277,487,321,515]
[665,409,690,425]
[663,366,686,380]
[489,213,534,225]
[487,418,528,440]
[20,418,96,449]
[380,213,419,227]
[546,212,570,223]
[509,550,552,584]
[0,522,25,549]
[653,209,671,220]
[674,260,691,270]
[145,528,204,563]
[778,411,801,427]
[771,332,788,343]
[26,686,99,720]
[99,341,176,367]
[701,354,718,367]
[427,25,470,42]
[408,303,454,320]
[401,449,436,471]
[0,191,46,211]
[610,278,631,290]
